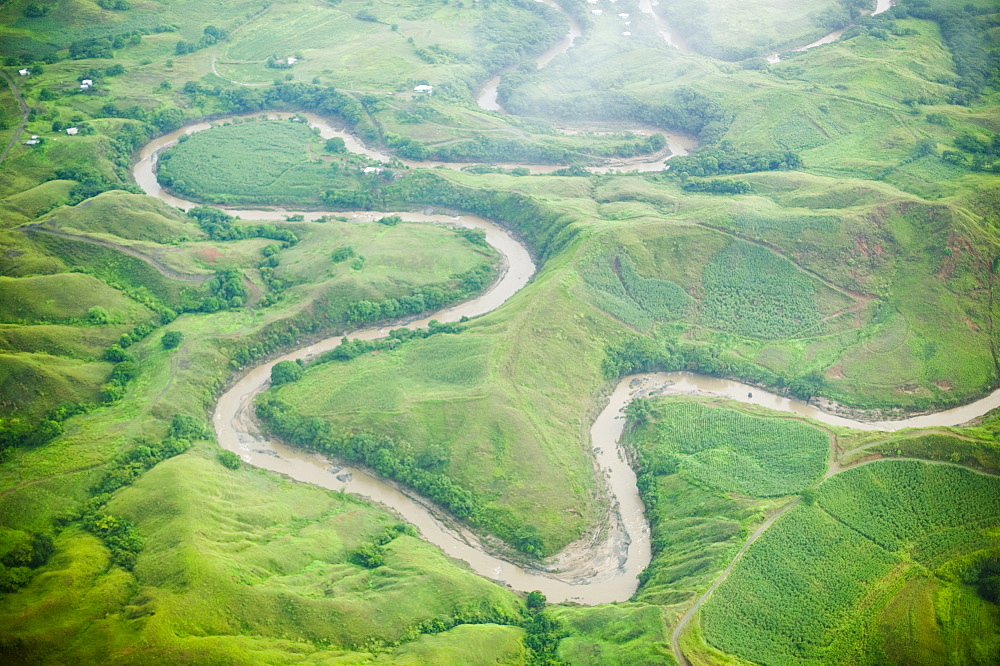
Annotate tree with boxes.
[218,450,241,470]
[325,137,346,153]
[24,3,50,17]
[270,360,303,385]
[161,331,183,350]
[526,590,546,612]
[87,306,109,324]
[350,543,385,568]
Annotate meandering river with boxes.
[133,125,1000,602]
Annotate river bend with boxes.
[133,105,1000,602]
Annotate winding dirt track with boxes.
[23,225,210,282]
[0,68,30,164]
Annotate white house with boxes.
[25,139,39,146]
[413,84,433,94]
[591,9,602,14]
[618,13,629,18]
[286,57,297,65]
[81,79,93,86]
[18,69,29,76]
[622,31,631,36]
[65,127,78,135]
[362,166,383,174]
[80,83,90,90]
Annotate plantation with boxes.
[701,461,1000,664]
[628,399,829,497]
[157,118,361,206]
[700,240,826,339]
[701,502,901,664]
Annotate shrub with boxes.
[270,360,303,385]
[218,450,241,470]
[161,331,183,349]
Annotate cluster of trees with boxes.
[385,171,578,261]
[0,531,55,592]
[257,388,547,556]
[185,206,299,244]
[815,0,872,32]
[68,30,146,59]
[344,265,493,325]
[161,331,183,350]
[257,244,293,300]
[80,414,206,570]
[257,398,481,522]
[218,450,241,470]
[900,0,998,101]
[270,360,303,386]
[681,179,753,195]
[667,143,802,178]
[316,321,466,364]
[97,0,132,10]
[500,84,730,145]
[473,0,566,73]
[942,133,1000,172]
[93,427,198,496]
[100,344,139,402]
[200,268,247,312]
[0,403,84,460]
[522,591,563,664]
[181,82,377,145]
[23,2,50,17]
[54,165,130,206]
[83,512,143,570]
[602,333,829,402]
[51,121,153,203]
[965,554,1000,604]
[348,524,414,569]
[175,25,227,55]
[99,102,186,133]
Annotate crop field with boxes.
[630,399,829,498]
[701,460,1000,663]
[700,240,827,339]
[157,119,353,206]
[816,461,1000,553]
[580,249,694,331]
[701,502,901,664]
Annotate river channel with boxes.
[133,120,1000,602]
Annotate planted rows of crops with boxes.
[702,461,1000,663]
[701,503,899,664]
[632,400,829,497]
[581,251,693,331]
[701,240,825,339]
[816,461,1000,553]
[157,120,356,206]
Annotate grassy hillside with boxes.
[0,0,997,662]
[39,190,202,243]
